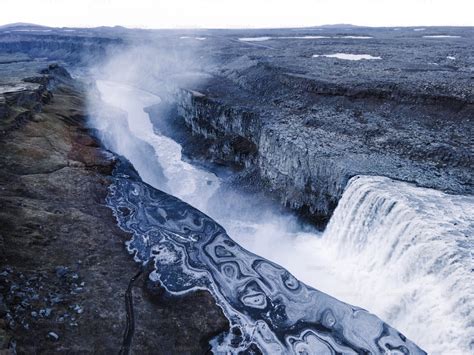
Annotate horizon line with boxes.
[1,22,474,31]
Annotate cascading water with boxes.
[93,80,219,211]
[90,79,472,354]
[320,176,474,354]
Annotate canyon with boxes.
[0,23,472,354]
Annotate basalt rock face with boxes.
[160,29,474,224]
[170,84,473,224]
[0,63,228,354]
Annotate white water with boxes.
[93,81,219,211]
[321,177,473,354]
[93,80,473,354]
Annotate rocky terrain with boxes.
[0,61,227,353]
[154,27,474,224]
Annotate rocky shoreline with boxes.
[0,64,228,354]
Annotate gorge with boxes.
[0,23,472,354]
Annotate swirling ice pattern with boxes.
[107,161,425,354]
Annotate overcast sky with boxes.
[1,0,473,28]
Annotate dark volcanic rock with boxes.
[0,64,228,353]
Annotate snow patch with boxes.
[180,36,206,40]
[423,35,461,38]
[338,36,373,39]
[278,35,330,39]
[190,90,205,97]
[313,53,382,61]
[239,35,329,42]
[238,36,271,42]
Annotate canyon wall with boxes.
[165,68,473,224]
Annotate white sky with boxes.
[1,0,473,29]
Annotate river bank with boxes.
[0,64,228,353]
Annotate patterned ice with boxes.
[107,160,425,354]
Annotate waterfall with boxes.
[322,175,474,354]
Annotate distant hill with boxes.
[319,24,359,28]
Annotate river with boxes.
[91,79,473,354]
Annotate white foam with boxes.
[423,35,461,38]
[414,28,426,31]
[313,53,381,60]
[318,177,474,354]
[447,56,456,60]
[94,80,219,211]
